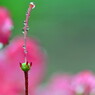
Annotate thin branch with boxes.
[23,2,35,62]
[24,71,28,95]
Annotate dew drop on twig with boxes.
[0,43,3,49]
[26,27,30,31]
[22,32,24,34]
[24,23,26,26]
[23,45,26,49]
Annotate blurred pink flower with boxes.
[0,7,13,45]
[37,74,73,95]
[71,71,95,95]
[0,37,46,95]
[0,81,24,95]
[0,54,24,95]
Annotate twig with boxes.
[23,2,35,62]
[21,2,35,95]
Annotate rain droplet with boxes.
[26,13,28,16]
[24,23,26,26]
[23,45,26,49]
[24,21,26,23]
[0,43,3,49]
[26,27,29,31]
[30,2,35,9]
[22,31,24,34]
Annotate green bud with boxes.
[20,62,32,72]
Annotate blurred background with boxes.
[0,0,95,82]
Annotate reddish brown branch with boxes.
[23,2,35,62]
[24,71,28,95]
[22,2,35,95]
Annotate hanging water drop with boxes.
[24,21,26,23]
[26,28,29,31]
[30,2,35,9]
[26,12,28,16]
[24,23,26,26]
[22,31,24,34]
[23,45,26,49]
[0,43,3,49]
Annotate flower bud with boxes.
[20,61,32,72]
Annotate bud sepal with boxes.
[20,61,32,72]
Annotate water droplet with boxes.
[24,21,26,23]
[26,13,28,16]
[0,43,3,49]
[22,31,24,34]
[24,23,26,26]
[23,45,26,49]
[30,2,35,9]
[26,27,29,31]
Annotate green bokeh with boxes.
[1,0,95,80]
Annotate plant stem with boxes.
[22,2,35,95]
[23,2,35,62]
[24,71,28,95]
